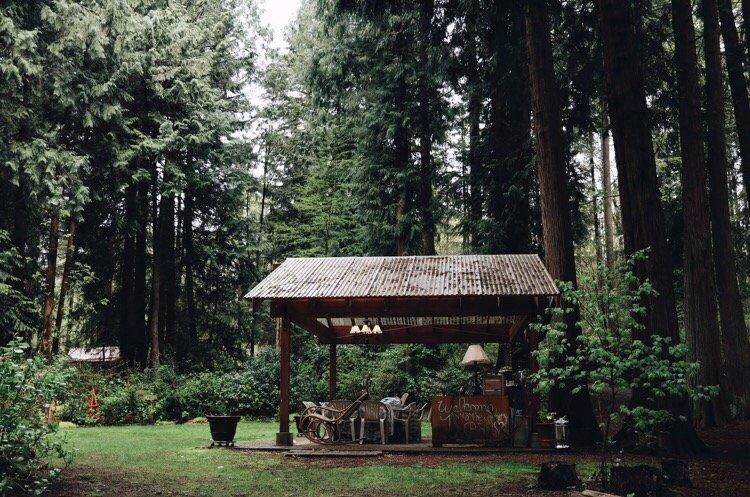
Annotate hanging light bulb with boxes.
[372,324,382,334]
[350,324,360,334]
[360,323,371,334]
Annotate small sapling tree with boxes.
[0,340,72,496]
[531,252,716,486]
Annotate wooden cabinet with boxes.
[483,374,505,396]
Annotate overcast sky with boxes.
[260,0,302,50]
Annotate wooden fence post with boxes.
[276,314,293,446]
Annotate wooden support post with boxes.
[527,327,540,447]
[328,343,337,401]
[276,314,293,446]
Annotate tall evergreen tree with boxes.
[598,0,704,451]
[702,0,750,421]
[526,0,600,446]
[670,0,725,426]
[716,0,750,207]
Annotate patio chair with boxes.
[299,392,367,444]
[390,402,415,443]
[359,400,390,444]
[414,402,430,422]
[391,402,429,443]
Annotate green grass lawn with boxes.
[53,421,540,497]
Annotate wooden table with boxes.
[430,395,510,447]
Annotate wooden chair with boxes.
[295,401,319,436]
[321,400,359,441]
[299,393,367,444]
[359,400,390,444]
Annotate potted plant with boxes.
[536,411,556,449]
[206,399,241,447]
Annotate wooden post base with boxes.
[275,432,293,446]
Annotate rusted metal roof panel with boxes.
[245,255,558,300]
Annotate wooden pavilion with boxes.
[245,254,559,446]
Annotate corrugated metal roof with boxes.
[245,255,558,300]
[67,346,121,362]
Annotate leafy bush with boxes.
[54,365,120,426]
[531,252,717,486]
[0,231,37,343]
[0,340,72,496]
[99,385,158,425]
[170,350,284,419]
[55,343,469,425]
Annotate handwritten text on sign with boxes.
[430,395,510,447]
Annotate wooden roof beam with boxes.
[287,310,336,344]
[507,314,531,342]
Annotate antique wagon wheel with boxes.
[303,418,340,444]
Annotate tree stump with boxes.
[609,464,671,497]
[661,459,692,487]
[538,461,582,490]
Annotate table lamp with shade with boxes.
[461,344,492,394]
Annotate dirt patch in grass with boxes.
[51,464,176,497]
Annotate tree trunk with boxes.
[53,219,77,352]
[40,213,60,356]
[598,0,704,452]
[601,111,616,268]
[134,177,149,366]
[590,157,603,265]
[120,182,138,364]
[159,158,176,353]
[466,0,482,251]
[394,43,411,256]
[703,0,750,421]
[526,0,600,446]
[486,0,509,254]
[149,164,161,369]
[258,140,269,267]
[717,0,750,208]
[486,0,532,254]
[504,0,534,253]
[418,0,436,255]
[743,0,750,56]
[671,0,726,426]
[183,187,197,354]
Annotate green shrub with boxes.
[55,343,469,426]
[171,350,284,418]
[99,385,158,425]
[54,365,120,425]
[0,340,72,496]
[531,252,718,486]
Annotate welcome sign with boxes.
[430,395,510,447]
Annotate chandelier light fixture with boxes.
[349,319,383,335]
